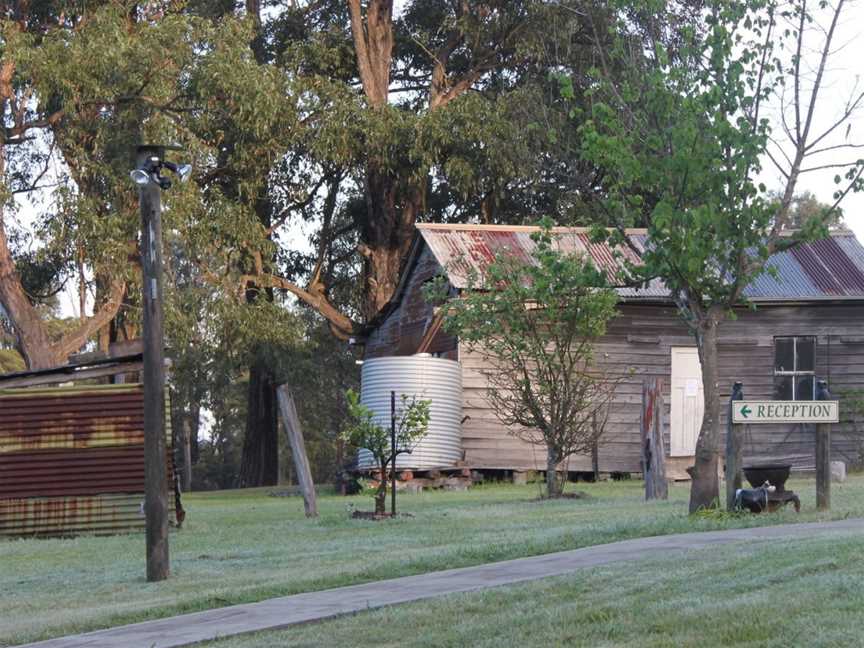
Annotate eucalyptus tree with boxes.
[0,2,205,369]
[2,0,617,487]
[176,0,609,484]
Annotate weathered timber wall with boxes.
[365,246,457,360]
[461,303,864,473]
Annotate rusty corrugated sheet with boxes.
[0,384,174,538]
[417,224,864,302]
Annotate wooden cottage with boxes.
[363,224,864,478]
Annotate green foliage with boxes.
[342,389,430,466]
[577,0,858,312]
[342,388,430,512]
[1,0,617,485]
[434,219,620,496]
[572,0,862,510]
[0,349,25,374]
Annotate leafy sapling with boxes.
[342,389,431,515]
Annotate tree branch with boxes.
[241,272,358,339]
[56,280,127,360]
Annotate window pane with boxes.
[775,338,795,372]
[775,376,793,400]
[796,375,815,401]
[796,337,815,372]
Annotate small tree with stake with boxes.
[432,220,622,499]
[342,389,430,516]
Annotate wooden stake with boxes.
[725,382,744,511]
[390,391,397,516]
[276,385,318,517]
[816,380,831,511]
[641,378,668,500]
[137,145,169,582]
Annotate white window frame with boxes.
[774,336,816,401]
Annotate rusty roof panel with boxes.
[0,384,174,538]
[416,224,864,302]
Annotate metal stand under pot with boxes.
[742,464,800,512]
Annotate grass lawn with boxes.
[204,532,864,648]
[2,476,863,646]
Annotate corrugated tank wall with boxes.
[358,355,463,470]
[0,384,174,538]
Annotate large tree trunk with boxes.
[688,308,724,512]
[546,446,562,498]
[360,166,420,318]
[190,399,201,464]
[181,415,194,493]
[239,355,279,487]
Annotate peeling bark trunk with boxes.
[688,308,723,512]
[360,166,421,318]
[182,415,193,493]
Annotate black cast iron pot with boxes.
[743,464,791,492]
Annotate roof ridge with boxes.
[416,223,650,234]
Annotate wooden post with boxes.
[390,391,397,516]
[725,382,744,511]
[816,380,832,511]
[276,385,318,517]
[641,378,668,500]
[137,145,169,582]
[591,417,600,483]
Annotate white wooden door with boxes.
[670,347,704,457]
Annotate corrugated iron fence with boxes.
[0,384,174,538]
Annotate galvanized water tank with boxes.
[358,355,462,470]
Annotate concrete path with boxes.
[20,518,864,648]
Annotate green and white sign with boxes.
[732,401,839,424]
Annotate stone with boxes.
[831,460,847,483]
[442,477,470,491]
[512,471,529,485]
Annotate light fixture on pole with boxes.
[130,153,192,190]
[131,144,190,583]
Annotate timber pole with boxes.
[390,391,397,516]
[725,382,744,511]
[276,384,318,517]
[137,145,170,582]
[816,380,832,511]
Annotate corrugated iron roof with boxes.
[416,224,864,302]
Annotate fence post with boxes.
[641,377,668,500]
[816,380,832,511]
[390,391,397,516]
[725,382,744,511]
[276,385,318,518]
